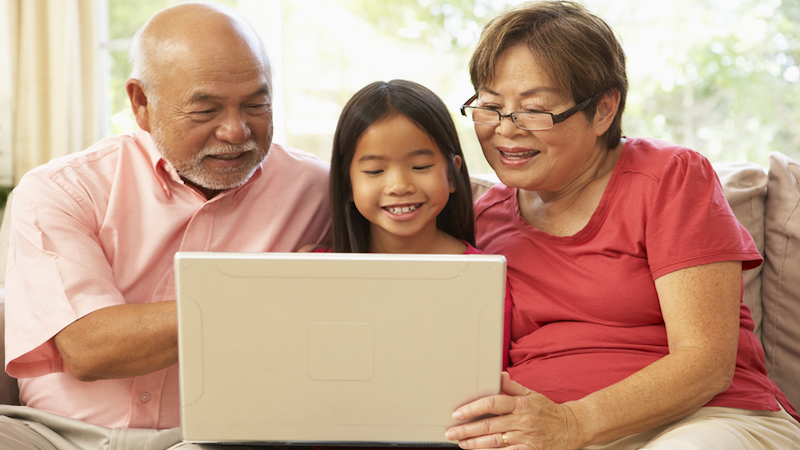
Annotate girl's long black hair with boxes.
[330,79,474,253]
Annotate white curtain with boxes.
[9,0,98,185]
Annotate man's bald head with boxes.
[129,2,271,97]
[124,2,275,200]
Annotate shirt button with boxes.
[140,393,151,402]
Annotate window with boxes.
[102,0,800,171]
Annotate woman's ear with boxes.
[449,155,463,193]
[126,78,152,132]
[593,90,620,136]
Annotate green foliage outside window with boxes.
[105,0,800,168]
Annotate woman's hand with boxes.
[445,372,584,450]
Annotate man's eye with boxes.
[247,104,270,112]
[190,110,217,121]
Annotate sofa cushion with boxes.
[0,303,20,405]
[712,162,768,339]
[761,151,800,411]
[0,191,12,288]
[470,173,499,201]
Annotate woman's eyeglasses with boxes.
[460,94,596,131]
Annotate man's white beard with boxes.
[151,127,268,191]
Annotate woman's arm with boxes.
[445,260,742,450]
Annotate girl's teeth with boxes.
[386,204,420,214]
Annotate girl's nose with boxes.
[385,170,415,195]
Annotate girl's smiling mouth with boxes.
[384,203,422,215]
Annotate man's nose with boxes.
[215,110,250,144]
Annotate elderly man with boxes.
[1,3,329,449]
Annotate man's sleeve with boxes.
[5,173,125,378]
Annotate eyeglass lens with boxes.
[465,108,553,130]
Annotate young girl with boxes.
[329,79,510,368]
[329,79,475,254]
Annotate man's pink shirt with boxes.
[4,130,330,429]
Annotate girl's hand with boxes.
[445,372,584,450]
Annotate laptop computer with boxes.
[174,251,507,446]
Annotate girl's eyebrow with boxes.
[355,148,435,163]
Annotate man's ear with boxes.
[594,90,620,137]
[449,155,462,193]
[126,78,152,132]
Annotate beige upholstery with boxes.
[712,162,768,339]
[761,153,800,410]
[0,304,19,405]
[0,192,19,404]
[0,191,12,289]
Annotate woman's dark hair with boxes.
[330,79,474,253]
[469,0,627,150]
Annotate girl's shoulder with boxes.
[462,242,484,255]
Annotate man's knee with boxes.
[0,416,58,450]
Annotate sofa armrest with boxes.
[0,302,21,405]
[0,190,12,288]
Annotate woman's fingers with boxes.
[452,430,513,449]
[453,373,524,422]
[452,392,516,422]
[446,374,576,450]
[445,414,512,443]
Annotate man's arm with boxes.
[53,301,178,381]
[6,173,180,381]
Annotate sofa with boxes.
[0,151,798,411]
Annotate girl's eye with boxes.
[364,170,383,175]
[413,164,433,171]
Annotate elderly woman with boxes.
[444,2,800,449]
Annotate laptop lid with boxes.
[175,251,506,446]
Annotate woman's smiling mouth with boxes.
[499,148,540,160]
